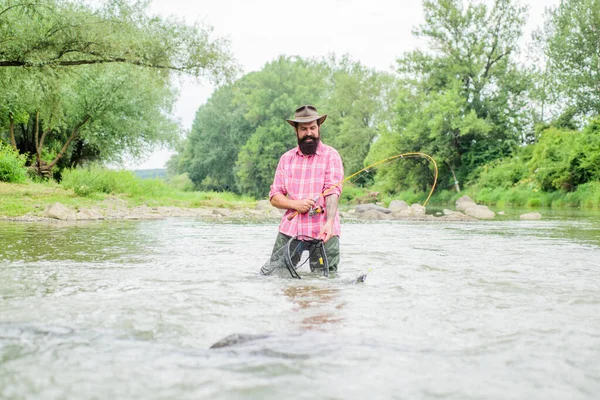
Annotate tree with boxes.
[0,0,235,80]
[535,0,600,120]
[372,0,531,192]
[234,56,330,197]
[0,0,236,175]
[179,83,252,192]
[323,56,398,176]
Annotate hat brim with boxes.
[286,114,327,127]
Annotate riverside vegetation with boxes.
[1,0,600,213]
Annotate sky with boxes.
[128,0,560,170]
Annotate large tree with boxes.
[175,55,397,197]
[535,0,600,122]
[0,0,236,175]
[370,0,531,193]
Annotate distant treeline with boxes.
[168,0,600,202]
[134,169,167,180]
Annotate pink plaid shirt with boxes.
[269,142,344,238]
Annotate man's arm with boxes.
[319,193,339,242]
[270,193,315,214]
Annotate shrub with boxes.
[61,167,151,196]
[168,173,195,192]
[0,142,28,183]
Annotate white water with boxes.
[1,217,599,399]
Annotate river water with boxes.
[1,212,599,400]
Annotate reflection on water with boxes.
[1,213,600,400]
[282,286,344,329]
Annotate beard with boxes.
[298,134,320,155]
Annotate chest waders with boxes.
[261,235,329,279]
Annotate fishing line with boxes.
[287,152,439,221]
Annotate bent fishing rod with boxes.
[287,152,439,221]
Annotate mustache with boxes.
[300,135,317,142]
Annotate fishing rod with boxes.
[287,152,438,221]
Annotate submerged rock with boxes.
[209,333,271,349]
[520,212,542,220]
[464,205,495,220]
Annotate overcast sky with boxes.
[128,0,560,170]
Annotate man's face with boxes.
[296,121,320,155]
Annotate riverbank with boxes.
[1,182,547,223]
[0,181,258,220]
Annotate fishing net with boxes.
[260,235,329,279]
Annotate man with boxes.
[264,104,344,275]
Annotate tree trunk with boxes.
[47,115,91,169]
[34,111,41,162]
[9,113,17,151]
[449,166,461,192]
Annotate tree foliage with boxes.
[0,0,235,176]
[368,0,531,193]
[535,0,600,121]
[175,55,398,198]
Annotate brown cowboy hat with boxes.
[286,105,327,127]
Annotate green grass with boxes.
[0,168,256,218]
[2,167,598,219]
[0,181,105,217]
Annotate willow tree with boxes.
[0,0,236,175]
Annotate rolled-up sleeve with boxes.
[269,157,287,200]
[324,149,344,197]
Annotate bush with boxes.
[0,142,28,183]
[61,167,170,197]
[168,173,195,192]
[473,155,529,190]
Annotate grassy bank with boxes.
[378,182,600,210]
[2,167,599,218]
[0,168,256,218]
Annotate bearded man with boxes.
[263,105,344,275]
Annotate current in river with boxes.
[1,212,599,399]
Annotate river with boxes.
[1,212,599,399]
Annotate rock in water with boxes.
[209,333,270,349]
[354,273,368,284]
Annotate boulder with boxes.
[410,204,426,215]
[436,211,477,221]
[520,212,542,220]
[43,202,77,221]
[388,200,409,212]
[464,205,495,219]
[354,203,392,214]
[455,195,477,211]
[76,208,103,220]
[254,200,273,211]
[391,209,414,218]
[357,209,391,220]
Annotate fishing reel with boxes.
[308,205,324,216]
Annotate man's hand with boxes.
[271,194,315,214]
[319,220,334,243]
[293,198,316,214]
